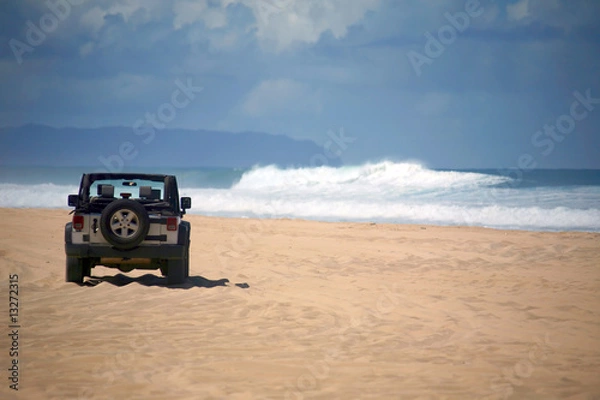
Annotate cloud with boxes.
[241,79,322,117]
[503,0,600,29]
[78,0,165,35]
[242,0,380,51]
[79,41,94,57]
[173,0,228,30]
[70,0,380,53]
[507,0,531,21]
[175,0,382,51]
[2,0,599,169]
[79,6,107,35]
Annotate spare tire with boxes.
[100,199,150,250]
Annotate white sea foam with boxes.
[182,188,600,231]
[182,162,600,231]
[1,162,598,231]
[233,161,509,192]
[0,183,77,208]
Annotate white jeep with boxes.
[65,173,192,285]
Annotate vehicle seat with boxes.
[150,189,161,200]
[90,184,115,205]
[139,186,152,199]
[100,184,115,198]
[139,186,161,202]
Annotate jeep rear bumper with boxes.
[65,221,190,260]
[65,243,187,259]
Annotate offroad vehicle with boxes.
[65,173,192,285]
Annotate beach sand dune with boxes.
[1,208,599,399]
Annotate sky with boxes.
[1,0,599,168]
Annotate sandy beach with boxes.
[0,207,599,399]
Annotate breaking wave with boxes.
[1,162,599,232]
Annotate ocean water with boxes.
[0,162,599,232]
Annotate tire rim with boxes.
[109,209,140,239]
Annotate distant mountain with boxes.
[0,124,340,169]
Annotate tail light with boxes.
[73,215,84,231]
[166,217,178,231]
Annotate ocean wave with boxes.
[233,161,510,192]
[183,188,600,231]
[1,162,598,232]
[0,183,77,208]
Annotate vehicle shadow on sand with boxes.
[83,273,250,289]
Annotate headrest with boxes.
[100,184,114,197]
[139,186,152,198]
[150,189,161,200]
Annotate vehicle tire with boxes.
[180,222,191,278]
[183,253,190,279]
[100,200,150,250]
[167,259,186,285]
[160,264,168,276]
[66,257,84,283]
[82,258,92,277]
